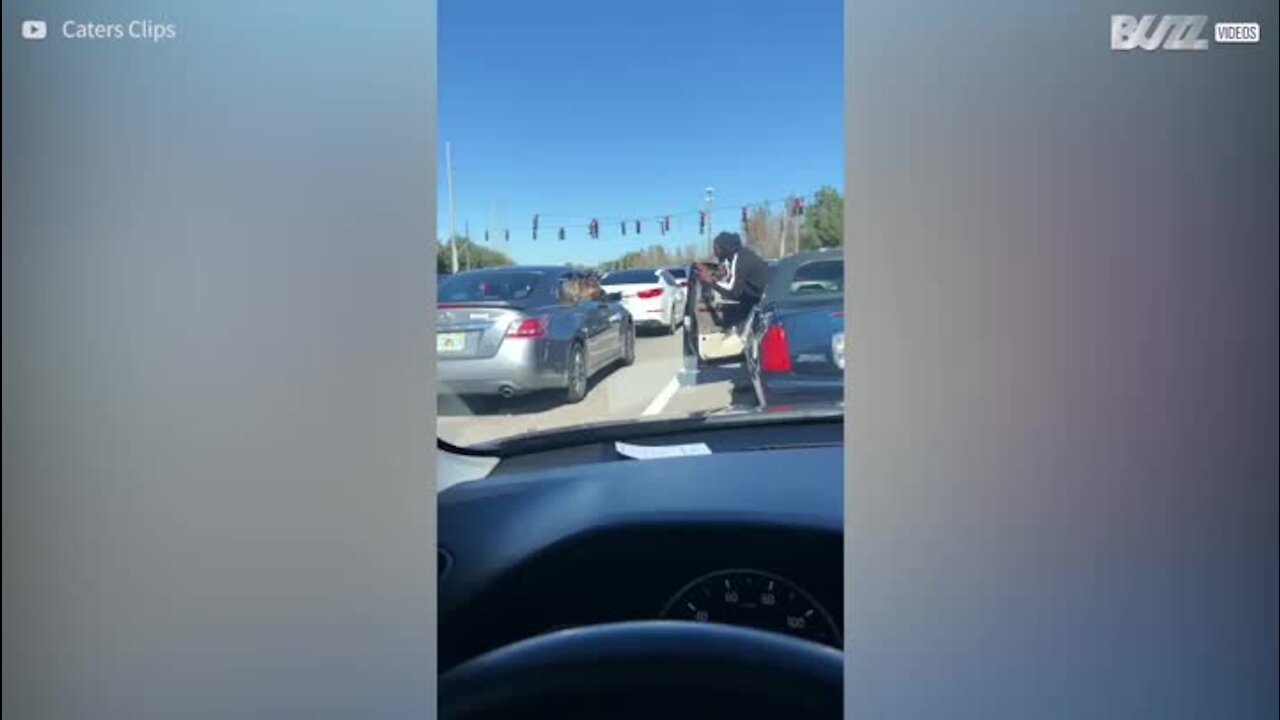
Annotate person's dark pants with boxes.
[717,297,759,332]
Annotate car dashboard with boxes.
[437,419,843,672]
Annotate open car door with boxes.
[683,261,748,367]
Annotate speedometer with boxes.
[659,569,841,648]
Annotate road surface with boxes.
[437,328,756,446]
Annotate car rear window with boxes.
[601,269,658,285]
[438,271,544,303]
[666,267,687,279]
[787,259,843,297]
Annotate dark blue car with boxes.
[743,249,844,407]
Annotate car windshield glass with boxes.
[439,271,544,303]
[601,270,658,285]
[787,260,843,297]
[437,3,843,450]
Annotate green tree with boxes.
[798,186,844,251]
[599,242,705,273]
[747,203,782,258]
[437,236,514,273]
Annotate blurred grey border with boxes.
[846,0,1277,717]
[3,1,438,718]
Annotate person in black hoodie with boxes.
[694,231,769,334]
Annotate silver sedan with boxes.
[437,267,636,404]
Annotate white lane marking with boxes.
[642,374,681,416]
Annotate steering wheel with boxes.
[438,621,843,719]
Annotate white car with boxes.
[663,265,690,289]
[600,267,686,334]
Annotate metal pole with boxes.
[787,207,796,257]
[791,192,800,254]
[704,186,714,257]
[773,196,783,257]
[446,142,458,274]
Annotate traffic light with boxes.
[504,229,510,242]
[635,220,641,235]
[699,211,706,234]
[590,219,599,239]
[558,227,565,241]
[621,221,626,237]
[663,216,671,234]
[484,230,489,242]
[532,214,539,240]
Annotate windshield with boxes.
[787,259,844,298]
[437,4,843,449]
[439,271,545,304]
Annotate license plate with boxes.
[437,332,466,353]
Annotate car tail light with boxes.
[637,288,664,299]
[506,316,548,338]
[760,324,792,373]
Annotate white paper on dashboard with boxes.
[614,441,712,460]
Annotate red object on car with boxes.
[759,324,792,373]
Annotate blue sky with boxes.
[439,0,843,265]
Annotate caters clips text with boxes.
[62,20,177,42]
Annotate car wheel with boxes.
[619,323,636,366]
[564,342,588,404]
